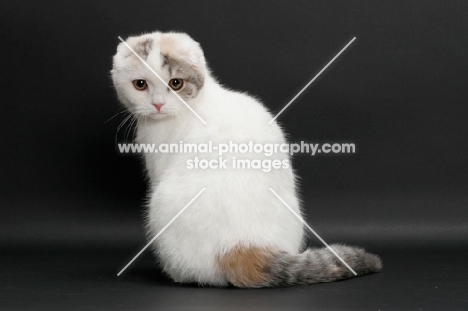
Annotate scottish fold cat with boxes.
[111,31,381,287]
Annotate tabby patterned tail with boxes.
[218,243,382,288]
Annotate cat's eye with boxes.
[169,78,184,91]
[132,79,147,91]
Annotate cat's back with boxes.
[194,84,284,143]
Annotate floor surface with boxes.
[1,243,467,310]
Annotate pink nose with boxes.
[153,103,164,112]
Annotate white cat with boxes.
[111,31,381,287]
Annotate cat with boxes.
[111,31,382,287]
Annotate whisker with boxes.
[133,115,143,140]
[115,113,133,144]
[133,115,143,141]
[124,115,138,144]
[116,114,133,134]
[104,109,129,124]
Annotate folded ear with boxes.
[159,32,206,69]
[115,40,132,59]
[112,34,155,71]
[116,34,154,59]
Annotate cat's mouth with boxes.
[145,103,170,118]
[148,111,172,120]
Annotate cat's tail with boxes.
[216,243,382,288]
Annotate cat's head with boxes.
[111,31,206,119]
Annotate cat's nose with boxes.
[153,103,164,112]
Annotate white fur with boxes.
[112,32,305,286]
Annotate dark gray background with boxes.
[1,1,467,310]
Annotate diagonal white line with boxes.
[118,36,207,125]
[117,188,206,276]
[268,188,357,276]
[268,37,356,124]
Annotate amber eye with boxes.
[132,79,147,91]
[169,78,184,91]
